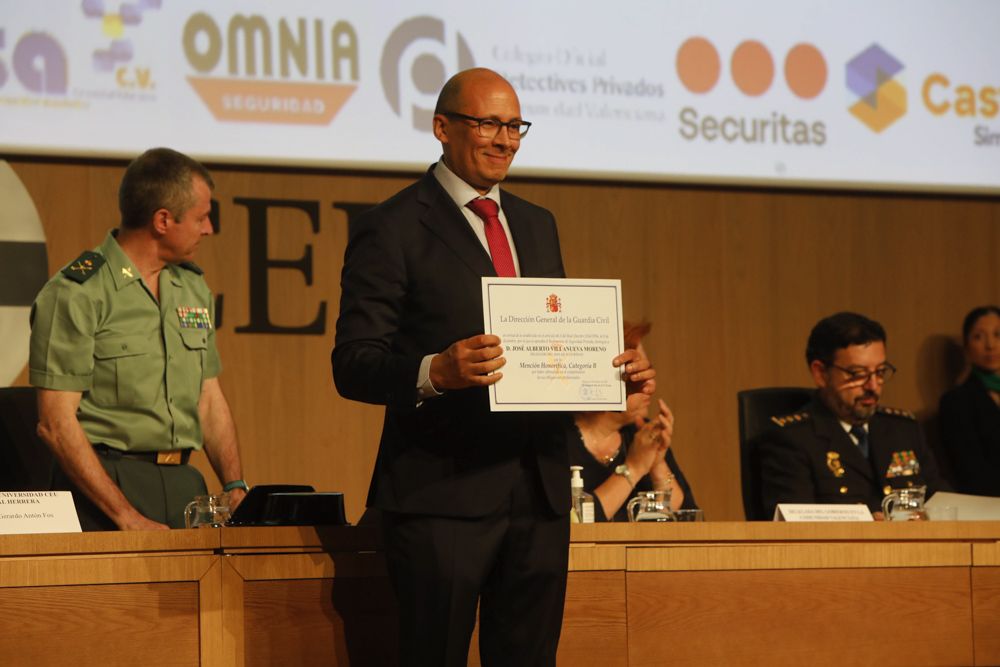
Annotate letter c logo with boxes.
[380,16,475,132]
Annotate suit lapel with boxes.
[416,170,496,277]
[810,400,874,482]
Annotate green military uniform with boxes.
[29,230,222,529]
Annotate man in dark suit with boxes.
[332,68,654,666]
[760,312,947,518]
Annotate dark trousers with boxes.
[52,450,207,530]
[381,463,570,667]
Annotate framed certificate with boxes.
[482,277,625,412]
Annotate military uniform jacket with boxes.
[29,230,221,452]
[759,395,948,516]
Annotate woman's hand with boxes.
[625,399,671,477]
[648,400,685,509]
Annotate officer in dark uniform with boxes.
[30,148,248,530]
[759,312,948,517]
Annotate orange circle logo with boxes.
[731,40,774,96]
[677,38,826,99]
[676,37,721,94]
[784,43,827,100]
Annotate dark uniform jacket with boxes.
[759,395,948,517]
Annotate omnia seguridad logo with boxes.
[182,11,359,125]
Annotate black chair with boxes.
[737,387,813,520]
[0,386,55,491]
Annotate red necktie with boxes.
[467,198,516,278]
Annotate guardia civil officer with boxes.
[30,148,247,530]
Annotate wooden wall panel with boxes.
[6,157,999,521]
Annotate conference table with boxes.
[1,521,999,666]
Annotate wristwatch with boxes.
[223,479,249,493]
[613,464,634,487]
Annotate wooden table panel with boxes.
[0,528,218,557]
[627,542,971,571]
[0,582,200,667]
[242,577,398,667]
[973,566,1000,666]
[569,544,626,571]
[468,570,628,667]
[559,571,628,667]
[973,542,1000,566]
[626,567,974,667]
[572,520,1000,544]
[0,553,217,587]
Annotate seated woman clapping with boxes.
[568,321,698,521]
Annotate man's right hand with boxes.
[116,512,170,531]
[429,334,505,390]
[37,389,170,532]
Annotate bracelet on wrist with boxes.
[613,464,635,488]
[223,479,249,493]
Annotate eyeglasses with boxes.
[442,112,532,139]
[827,362,897,385]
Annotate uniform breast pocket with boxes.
[179,328,208,385]
[93,335,161,408]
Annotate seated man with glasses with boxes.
[759,311,948,517]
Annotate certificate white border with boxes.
[482,277,625,412]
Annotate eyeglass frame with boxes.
[825,361,897,385]
[440,111,532,139]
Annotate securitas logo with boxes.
[846,44,905,133]
[380,16,474,132]
[182,12,358,125]
[675,37,828,146]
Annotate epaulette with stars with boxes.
[771,411,811,428]
[61,251,106,284]
[876,405,916,420]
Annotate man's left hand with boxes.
[227,487,247,512]
[613,348,656,396]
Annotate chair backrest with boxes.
[737,387,813,520]
[0,386,55,491]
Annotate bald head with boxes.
[434,68,516,116]
[432,68,523,194]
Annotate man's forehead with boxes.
[456,80,519,112]
[833,341,886,366]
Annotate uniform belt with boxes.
[93,444,192,466]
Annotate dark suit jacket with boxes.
[332,167,571,518]
[939,374,1000,496]
[759,395,948,517]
